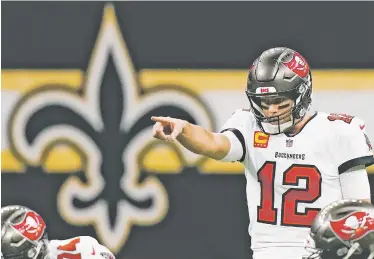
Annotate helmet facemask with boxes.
[246,78,312,135]
[305,241,373,259]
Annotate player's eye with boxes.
[278,103,291,109]
[260,103,269,110]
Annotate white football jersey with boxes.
[46,236,114,259]
[220,110,374,259]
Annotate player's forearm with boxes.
[177,122,229,160]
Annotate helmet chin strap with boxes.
[368,244,374,259]
[343,242,360,259]
[265,107,315,135]
[31,240,47,259]
[259,101,314,135]
[261,120,294,135]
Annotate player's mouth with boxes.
[266,116,292,125]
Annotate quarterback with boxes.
[152,47,374,259]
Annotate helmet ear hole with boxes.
[298,84,306,94]
[27,248,37,259]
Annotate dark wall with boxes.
[2,2,374,69]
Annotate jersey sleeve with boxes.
[219,109,249,162]
[335,117,374,174]
[92,243,115,259]
[339,165,371,200]
[79,236,115,259]
[48,236,115,259]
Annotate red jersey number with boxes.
[257,162,322,227]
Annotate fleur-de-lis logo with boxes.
[8,5,213,253]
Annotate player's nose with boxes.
[268,104,278,114]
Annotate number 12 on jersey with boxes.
[257,161,322,227]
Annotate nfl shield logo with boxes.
[286,139,293,147]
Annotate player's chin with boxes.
[280,119,292,124]
[268,118,291,125]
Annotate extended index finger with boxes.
[151,116,174,123]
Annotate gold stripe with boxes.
[199,159,244,174]
[140,69,374,92]
[1,146,244,174]
[141,146,183,173]
[369,164,374,174]
[2,69,374,173]
[140,70,247,92]
[2,69,374,93]
[312,70,374,91]
[3,148,372,174]
[1,151,25,172]
[1,147,83,173]
[43,147,83,173]
[1,70,83,92]
[1,146,188,173]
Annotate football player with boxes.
[304,199,374,259]
[151,47,374,259]
[1,205,115,259]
